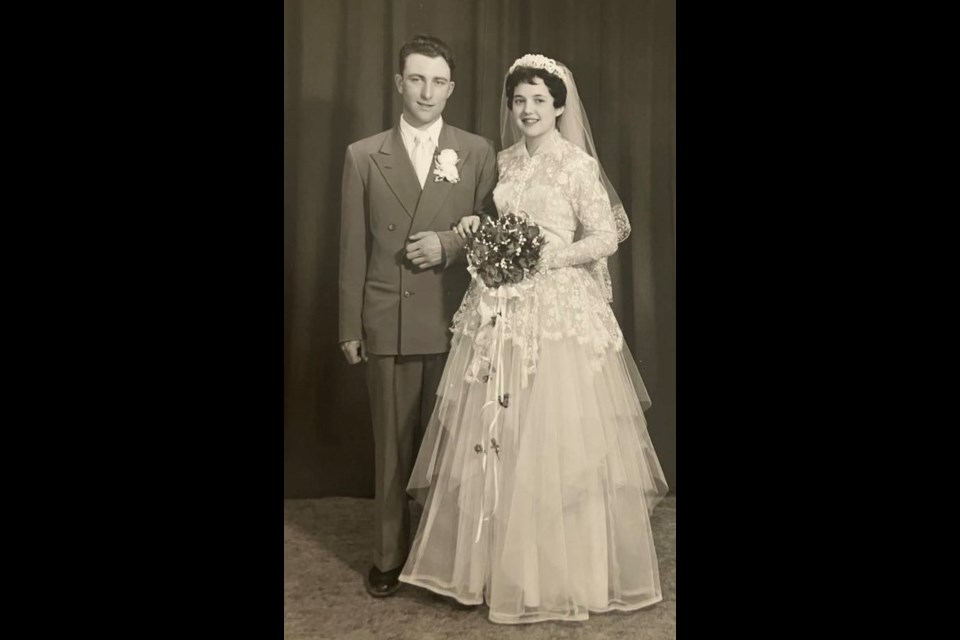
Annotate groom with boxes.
[338,34,498,597]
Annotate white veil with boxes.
[499,54,630,302]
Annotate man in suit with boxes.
[338,34,497,597]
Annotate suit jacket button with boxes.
[388,223,396,231]
[403,291,412,298]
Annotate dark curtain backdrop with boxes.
[285,0,675,497]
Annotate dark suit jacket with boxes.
[339,123,497,354]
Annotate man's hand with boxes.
[340,339,367,364]
[405,231,444,269]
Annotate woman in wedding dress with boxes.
[399,53,669,625]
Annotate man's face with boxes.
[395,53,455,127]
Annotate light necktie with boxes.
[412,134,434,188]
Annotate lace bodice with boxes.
[450,130,626,386]
[492,130,617,271]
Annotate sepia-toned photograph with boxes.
[285,1,675,637]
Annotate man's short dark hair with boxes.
[399,34,456,77]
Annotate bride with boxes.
[399,53,669,625]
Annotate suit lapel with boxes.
[371,126,420,218]
[412,124,466,233]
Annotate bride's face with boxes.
[511,78,565,143]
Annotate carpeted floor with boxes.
[284,496,675,639]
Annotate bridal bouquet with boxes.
[465,213,546,288]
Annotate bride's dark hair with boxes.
[505,66,567,109]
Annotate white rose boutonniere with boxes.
[433,148,460,184]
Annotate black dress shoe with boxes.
[365,565,402,598]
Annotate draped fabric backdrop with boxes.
[285,0,675,497]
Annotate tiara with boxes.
[508,54,568,83]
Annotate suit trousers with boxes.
[366,352,448,571]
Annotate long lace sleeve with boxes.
[540,155,617,270]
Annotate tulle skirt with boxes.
[399,266,668,624]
